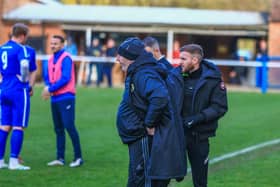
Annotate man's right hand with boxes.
[146,127,155,136]
[41,86,51,100]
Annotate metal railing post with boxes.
[261,59,268,94]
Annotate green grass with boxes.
[1,87,279,187]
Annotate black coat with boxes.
[116,51,186,179]
[183,60,228,140]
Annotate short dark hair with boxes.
[52,35,65,43]
[12,23,29,37]
[142,36,159,49]
[180,44,204,61]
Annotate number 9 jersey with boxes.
[0,40,37,127]
[0,40,37,90]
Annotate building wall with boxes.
[0,0,64,82]
[1,0,278,86]
[0,0,32,42]
[268,22,280,85]
[268,23,280,56]
[1,0,64,48]
[0,22,64,52]
[1,0,36,14]
[269,0,280,55]
[0,0,44,44]
[267,0,280,85]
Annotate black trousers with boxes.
[127,136,170,187]
[186,132,209,187]
[151,179,170,187]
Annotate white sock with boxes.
[0,159,5,165]
[9,157,19,166]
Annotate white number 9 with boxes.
[1,51,8,70]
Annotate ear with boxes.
[19,34,26,43]
[154,48,160,53]
[192,56,199,64]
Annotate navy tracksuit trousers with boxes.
[51,98,82,160]
[127,136,170,187]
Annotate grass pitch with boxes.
[0,87,279,187]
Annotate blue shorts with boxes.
[0,88,30,127]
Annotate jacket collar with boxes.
[127,51,157,76]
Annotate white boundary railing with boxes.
[37,55,280,93]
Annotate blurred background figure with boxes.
[103,38,116,88]
[64,37,78,56]
[229,50,249,85]
[86,37,103,86]
[255,39,269,88]
[172,40,181,66]
[173,39,180,59]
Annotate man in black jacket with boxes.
[180,44,228,187]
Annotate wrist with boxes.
[28,85,33,92]
[47,86,52,93]
[196,113,205,123]
[145,123,156,128]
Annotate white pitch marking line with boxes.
[186,138,280,173]
[210,138,280,165]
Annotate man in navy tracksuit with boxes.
[179,44,228,187]
[42,35,83,168]
[116,37,186,187]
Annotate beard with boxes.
[183,63,195,73]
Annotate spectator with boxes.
[229,53,248,85]
[64,37,78,56]
[104,38,116,88]
[255,39,269,87]
[173,39,180,59]
[86,37,103,86]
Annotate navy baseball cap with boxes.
[117,37,144,60]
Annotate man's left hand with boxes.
[28,86,33,96]
[184,114,205,128]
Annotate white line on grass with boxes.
[210,138,280,164]
[187,138,280,173]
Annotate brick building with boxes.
[267,0,280,84]
[0,0,64,54]
[269,0,280,56]
[2,0,279,85]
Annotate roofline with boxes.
[36,0,61,5]
[2,16,268,29]
[61,24,267,36]
[2,4,268,37]
[2,15,267,25]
